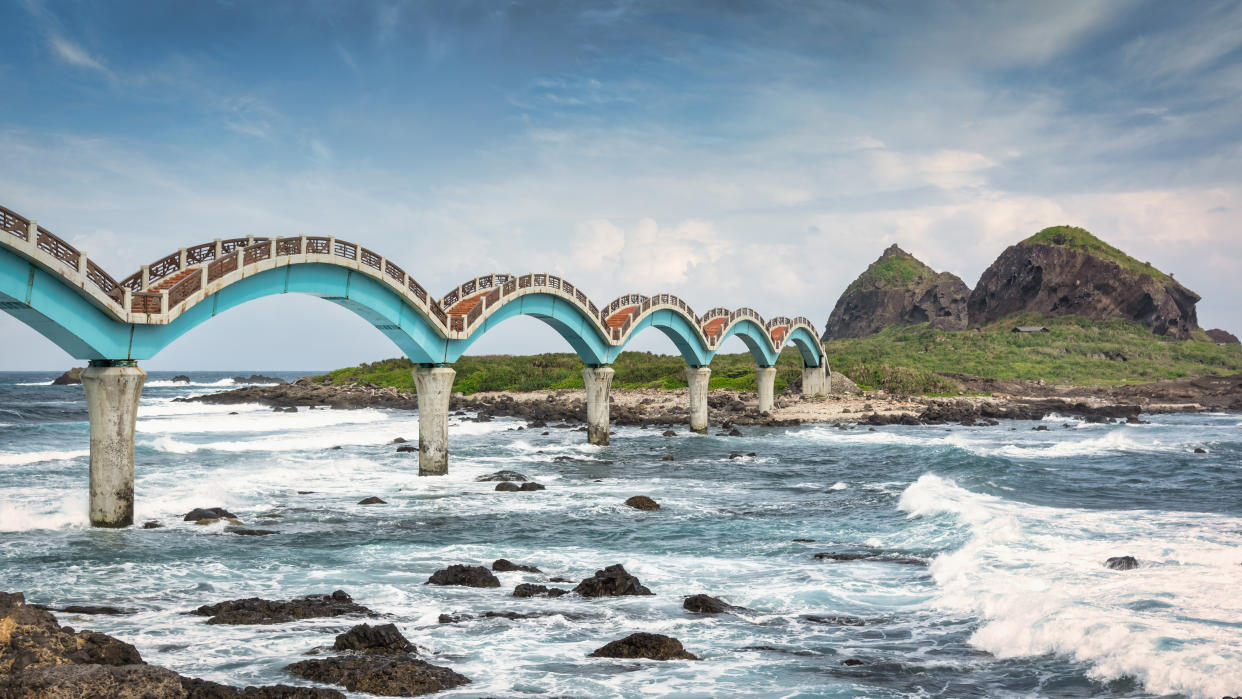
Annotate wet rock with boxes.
[512,584,569,598]
[476,470,528,482]
[791,538,815,543]
[180,676,344,698]
[358,496,387,505]
[813,551,927,566]
[391,437,407,443]
[55,605,130,615]
[494,482,520,492]
[624,496,660,511]
[1105,555,1139,571]
[285,655,470,696]
[802,614,865,626]
[437,611,550,623]
[51,368,84,385]
[332,623,415,654]
[662,430,677,437]
[225,527,278,536]
[183,507,237,522]
[395,445,416,453]
[492,559,541,573]
[192,590,374,625]
[661,455,675,461]
[572,564,653,597]
[1193,447,1207,454]
[588,633,698,661]
[518,482,546,491]
[842,658,865,666]
[548,577,574,583]
[4,664,186,697]
[425,565,500,588]
[141,521,162,529]
[171,375,191,383]
[682,594,741,614]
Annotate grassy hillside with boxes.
[843,247,935,294]
[826,313,1242,388]
[1025,225,1171,281]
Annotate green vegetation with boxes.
[826,313,1242,388]
[316,349,808,395]
[844,249,933,295]
[1026,226,1171,281]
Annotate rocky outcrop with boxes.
[184,507,237,522]
[968,226,1200,338]
[1104,555,1139,571]
[1206,328,1240,344]
[588,633,698,661]
[285,656,469,696]
[823,244,970,339]
[50,368,84,385]
[572,565,653,597]
[623,496,660,511]
[331,624,414,654]
[425,565,500,588]
[191,591,375,625]
[682,594,742,614]
[492,559,541,573]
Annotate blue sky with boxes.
[1,0,1240,370]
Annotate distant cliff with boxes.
[967,226,1200,338]
[822,244,970,340]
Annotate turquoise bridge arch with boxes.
[0,203,832,527]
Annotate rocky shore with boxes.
[178,370,1242,427]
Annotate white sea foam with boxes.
[795,424,1181,460]
[138,406,392,435]
[15,381,52,386]
[830,481,848,490]
[0,449,89,466]
[0,495,87,531]
[899,474,1242,699]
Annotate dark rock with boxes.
[588,633,698,661]
[823,244,970,339]
[395,445,416,453]
[1105,556,1139,571]
[662,430,677,437]
[391,437,407,443]
[183,506,236,522]
[624,495,660,511]
[842,658,865,666]
[225,527,278,536]
[54,605,130,615]
[425,565,500,588]
[492,559,542,573]
[233,375,285,384]
[437,611,549,623]
[171,375,191,383]
[285,655,469,696]
[518,482,546,491]
[1193,447,1207,454]
[813,551,927,566]
[967,226,1200,338]
[661,455,675,461]
[51,368,84,385]
[512,584,569,598]
[476,470,528,482]
[4,664,186,697]
[1206,328,1240,344]
[141,521,162,529]
[191,590,373,625]
[358,496,387,505]
[494,482,520,492]
[548,577,574,583]
[791,538,815,543]
[683,594,741,614]
[181,676,344,697]
[802,614,865,626]
[332,623,414,654]
[572,564,653,597]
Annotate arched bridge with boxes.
[0,203,831,527]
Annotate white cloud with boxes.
[48,35,112,79]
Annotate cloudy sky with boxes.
[1,0,1240,370]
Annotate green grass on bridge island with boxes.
[316,314,1242,396]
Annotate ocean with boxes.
[0,370,1239,698]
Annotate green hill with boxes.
[1024,225,1171,281]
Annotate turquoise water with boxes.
[1,371,1240,698]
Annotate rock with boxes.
[813,551,927,566]
[1206,328,1240,344]
[588,633,698,661]
[55,605,130,615]
[842,658,865,666]
[437,611,549,623]
[682,594,741,614]
[232,375,285,384]
[391,437,407,443]
[967,226,1200,338]
[183,507,236,522]
[512,584,569,598]
[572,564,653,597]
[476,470,528,482]
[51,368,84,385]
[332,623,415,654]
[3,663,186,698]
[661,455,674,461]
[285,655,469,696]
[357,496,387,505]
[494,482,520,492]
[1104,555,1139,571]
[225,527,278,536]
[492,559,541,573]
[802,614,865,626]
[425,565,500,588]
[191,590,374,625]
[141,521,162,529]
[1193,447,1207,454]
[823,244,970,340]
[624,495,660,511]
[518,482,546,491]
[171,375,191,383]
[662,430,677,437]
[181,676,344,697]
[395,445,416,453]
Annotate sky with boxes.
[1,0,1240,370]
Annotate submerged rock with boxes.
[572,564,653,597]
[183,507,237,522]
[512,584,569,598]
[191,591,374,625]
[682,594,741,614]
[813,551,927,566]
[332,623,415,654]
[141,521,163,529]
[357,496,387,505]
[1105,555,1139,571]
[425,565,500,588]
[802,614,865,626]
[588,633,698,661]
[285,655,469,696]
[624,496,660,511]
[476,470,528,482]
[54,605,131,616]
[225,527,278,536]
[437,611,551,623]
[492,559,541,573]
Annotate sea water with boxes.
[0,371,1239,698]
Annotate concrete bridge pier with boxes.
[685,366,711,434]
[413,366,455,475]
[582,366,615,446]
[801,363,830,396]
[81,361,146,528]
[756,366,776,413]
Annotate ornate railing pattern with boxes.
[0,203,822,360]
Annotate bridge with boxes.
[0,203,830,528]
